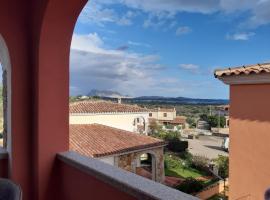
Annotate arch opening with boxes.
[136,152,157,181]
[0,34,11,152]
[133,116,147,134]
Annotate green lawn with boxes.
[165,165,204,178]
[165,154,206,179]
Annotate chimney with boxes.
[117,97,122,104]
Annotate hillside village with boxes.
[0,85,229,198]
[68,98,229,198]
[2,2,270,200]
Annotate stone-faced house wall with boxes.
[116,147,165,183]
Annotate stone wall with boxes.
[117,147,165,183]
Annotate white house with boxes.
[69,100,150,134]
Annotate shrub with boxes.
[152,130,167,139]
[165,124,174,129]
[163,131,180,141]
[165,155,180,169]
[191,155,210,171]
[167,139,188,152]
[214,155,229,179]
[0,133,3,139]
[176,178,204,194]
[164,159,168,170]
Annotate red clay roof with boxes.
[69,124,166,158]
[170,116,186,124]
[70,100,148,114]
[214,63,270,78]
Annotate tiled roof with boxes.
[69,124,166,158]
[70,100,148,114]
[170,116,186,124]
[149,108,175,112]
[214,63,270,78]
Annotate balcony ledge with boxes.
[58,151,199,200]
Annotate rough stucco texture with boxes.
[230,84,270,200]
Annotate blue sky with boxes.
[70,0,270,99]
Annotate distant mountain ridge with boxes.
[132,96,229,105]
[87,89,229,105]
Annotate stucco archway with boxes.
[133,116,147,134]
[134,150,157,181]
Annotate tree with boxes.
[186,117,196,128]
[214,155,229,179]
[208,115,226,128]
[164,131,180,141]
[191,155,210,172]
[148,120,162,135]
[200,114,208,121]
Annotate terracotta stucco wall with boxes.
[58,161,136,200]
[0,1,88,199]
[230,84,270,200]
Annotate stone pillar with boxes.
[152,147,165,183]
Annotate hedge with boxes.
[167,138,188,152]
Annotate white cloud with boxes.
[219,0,270,28]
[79,0,220,30]
[70,33,171,96]
[179,64,201,74]
[79,2,118,26]
[69,34,225,98]
[115,0,220,14]
[128,41,151,48]
[226,32,255,41]
[180,64,199,70]
[247,0,270,28]
[79,2,137,26]
[79,0,270,31]
[176,26,192,36]
[71,33,104,52]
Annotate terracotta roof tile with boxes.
[214,63,270,78]
[69,124,166,158]
[170,116,186,124]
[70,100,148,114]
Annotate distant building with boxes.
[148,108,186,130]
[70,100,150,134]
[196,120,210,130]
[216,105,229,116]
[214,105,230,128]
[70,124,166,183]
